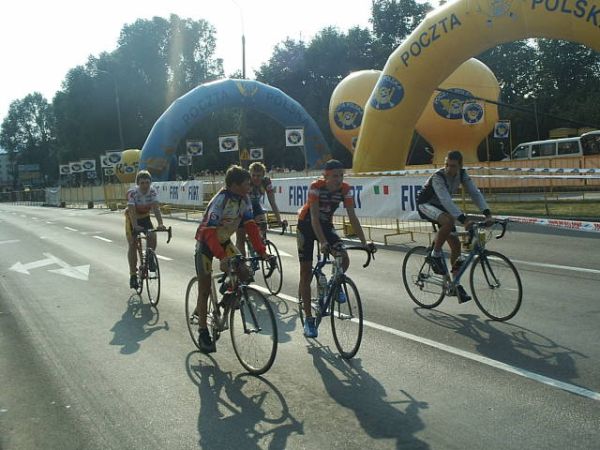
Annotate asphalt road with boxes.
[1,204,599,450]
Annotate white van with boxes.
[508,130,600,160]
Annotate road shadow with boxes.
[307,343,430,449]
[264,294,298,344]
[185,352,303,449]
[414,308,588,386]
[109,294,169,354]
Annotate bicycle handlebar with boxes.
[327,244,377,268]
[134,226,172,243]
[468,219,508,240]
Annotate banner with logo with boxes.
[105,151,122,166]
[494,120,511,138]
[178,155,192,166]
[59,164,71,175]
[462,101,484,125]
[100,155,111,168]
[153,181,203,206]
[103,167,116,176]
[285,128,304,147]
[219,135,239,153]
[250,148,264,160]
[69,161,84,173]
[81,159,96,171]
[265,175,428,219]
[186,140,203,156]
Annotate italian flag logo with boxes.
[373,185,390,195]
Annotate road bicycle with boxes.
[185,255,278,375]
[298,244,375,359]
[402,219,522,321]
[245,221,287,295]
[133,226,172,306]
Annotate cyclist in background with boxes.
[193,165,270,354]
[416,150,492,303]
[125,170,166,290]
[297,159,375,338]
[236,162,285,256]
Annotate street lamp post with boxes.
[97,69,125,150]
[230,0,246,78]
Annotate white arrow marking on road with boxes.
[93,235,112,242]
[0,240,20,245]
[65,227,78,232]
[46,221,54,224]
[156,254,172,261]
[43,253,89,281]
[10,257,57,274]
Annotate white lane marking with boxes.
[0,240,20,245]
[21,215,27,218]
[64,227,78,232]
[156,255,173,261]
[46,221,54,224]
[93,235,112,243]
[252,285,600,402]
[276,249,294,258]
[512,259,600,275]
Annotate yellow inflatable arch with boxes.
[354,0,600,172]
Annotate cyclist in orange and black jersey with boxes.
[296,159,375,338]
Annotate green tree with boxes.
[0,93,56,185]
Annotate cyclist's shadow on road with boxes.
[265,294,297,344]
[109,294,169,354]
[308,345,430,449]
[414,308,588,385]
[185,352,303,449]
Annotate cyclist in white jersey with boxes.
[125,170,166,289]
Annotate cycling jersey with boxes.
[298,179,353,223]
[417,168,488,220]
[248,176,273,216]
[126,185,158,218]
[195,188,265,260]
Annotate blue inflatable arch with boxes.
[140,79,331,180]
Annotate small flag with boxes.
[494,120,510,138]
[285,127,304,147]
[186,140,203,156]
[69,161,84,173]
[81,159,96,171]
[59,164,71,175]
[105,151,122,165]
[462,101,484,125]
[178,155,192,166]
[250,148,264,160]
[219,134,239,153]
[373,185,390,195]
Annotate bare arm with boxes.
[309,201,328,247]
[127,204,138,227]
[346,204,367,246]
[151,203,164,227]
[266,191,281,222]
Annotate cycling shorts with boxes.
[417,203,457,232]
[296,219,341,262]
[125,215,153,241]
[194,239,240,277]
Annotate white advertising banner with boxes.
[153,180,203,206]
[263,176,429,219]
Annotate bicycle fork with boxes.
[239,287,262,334]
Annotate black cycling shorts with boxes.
[296,219,341,262]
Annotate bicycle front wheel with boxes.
[145,249,160,306]
[230,287,278,375]
[330,276,363,359]
[470,250,522,321]
[261,240,283,295]
[402,246,446,308]
[185,277,221,349]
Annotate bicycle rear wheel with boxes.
[470,250,522,321]
[230,287,278,375]
[185,277,221,349]
[145,249,160,306]
[402,246,446,308]
[261,240,283,295]
[330,276,363,359]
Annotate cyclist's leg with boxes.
[194,241,214,328]
[447,233,461,266]
[235,225,247,257]
[141,217,156,250]
[125,214,137,275]
[433,213,455,253]
[324,226,349,271]
[297,221,316,317]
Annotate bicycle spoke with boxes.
[402,246,446,308]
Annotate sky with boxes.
[0,0,375,123]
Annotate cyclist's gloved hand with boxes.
[156,224,166,231]
[365,242,377,254]
[320,242,331,255]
